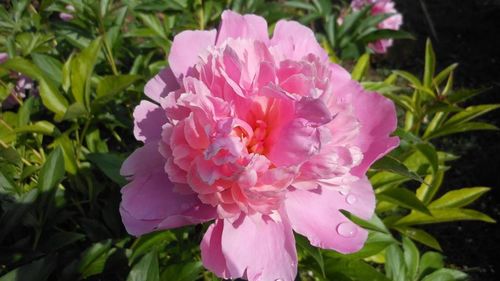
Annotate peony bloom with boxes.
[59,5,75,21]
[120,10,398,281]
[0,52,8,64]
[351,0,403,54]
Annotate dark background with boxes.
[387,1,500,280]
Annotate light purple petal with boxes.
[133,100,168,143]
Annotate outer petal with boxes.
[120,142,164,179]
[201,214,297,281]
[328,64,399,176]
[133,100,168,143]
[168,29,217,78]
[144,67,179,102]
[120,170,215,236]
[285,177,375,253]
[216,10,269,45]
[270,20,328,62]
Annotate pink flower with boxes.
[351,0,403,53]
[59,5,75,21]
[0,52,8,64]
[120,10,399,280]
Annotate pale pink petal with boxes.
[168,29,217,78]
[144,67,179,102]
[133,100,168,143]
[202,214,297,281]
[285,177,375,253]
[271,20,328,61]
[216,10,269,45]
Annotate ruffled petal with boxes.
[216,10,269,45]
[133,100,168,143]
[168,29,217,78]
[285,177,375,253]
[201,214,297,281]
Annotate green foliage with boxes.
[0,1,496,281]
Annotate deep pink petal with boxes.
[201,221,229,279]
[216,10,269,45]
[168,29,216,78]
[144,67,179,102]
[285,177,375,253]
[133,100,168,143]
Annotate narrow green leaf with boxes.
[385,244,406,281]
[394,208,496,226]
[428,187,490,209]
[71,37,102,107]
[94,74,141,105]
[31,53,63,86]
[393,70,423,87]
[87,153,126,185]
[78,240,114,279]
[130,231,176,264]
[160,262,203,281]
[379,187,431,215]
[351,53,370,81]
[423,38,436,88]
[418,251,444,277]
[340,210,390,234]
[0,255,56,281]
[393,226,442,251]
[421,269,467,281]
[371,156,423,183]
[296,234,325,278]
[415,143,438,174]
[424,121,498,140]
[444,104,500,127]
[15,121,58,136]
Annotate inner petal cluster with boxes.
[157,38,362,218]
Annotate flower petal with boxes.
[168,29,217,78]
[285,177,375,253]
[144,67,179,103]
[216,10,269,45]
[271,20,328,61]
[133,100,168,143]
[120,170,215,236]
[202,214,297,281]
[120,142,164,179]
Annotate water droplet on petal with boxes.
[336,222,357,238]
[339,189,348,195]
[346,194,357,205]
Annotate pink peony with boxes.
[351,0,403,54]
[120,10,399,281]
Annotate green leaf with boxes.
[71,37,102,108]
[371,156,423,183]
[424,121,498,140]
[326,232,396,260]
[393,70,423,88]
[385,244,406,281]
[402,237,420,281]
[378,187,431,215]
[418,251,444,277]
[130,231,176,264]
[351,53,370,81]
[0,189,38,243]
[394,208,495,226]
[95,74,141,104]
[0,255,56,281]
[339,210,390,234]
[78,240,114,279]
[444,104,500,127]
[15,120,58,136]
[415,143,438,174]
[127,251,160,281]
[160,262,203,281]
[423,39,436,88]
[325,257,391,281]
[393,226,442,251]
[433,63,458,88]
[52,134,78,175]
[428,187,490,209]
[446,88,484,104]
[1,57,68,120]
[38,147,64,192]
[31,53,63,86]
[421,269,467,281]
[296,234,325,277]
[87,153,126,185]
